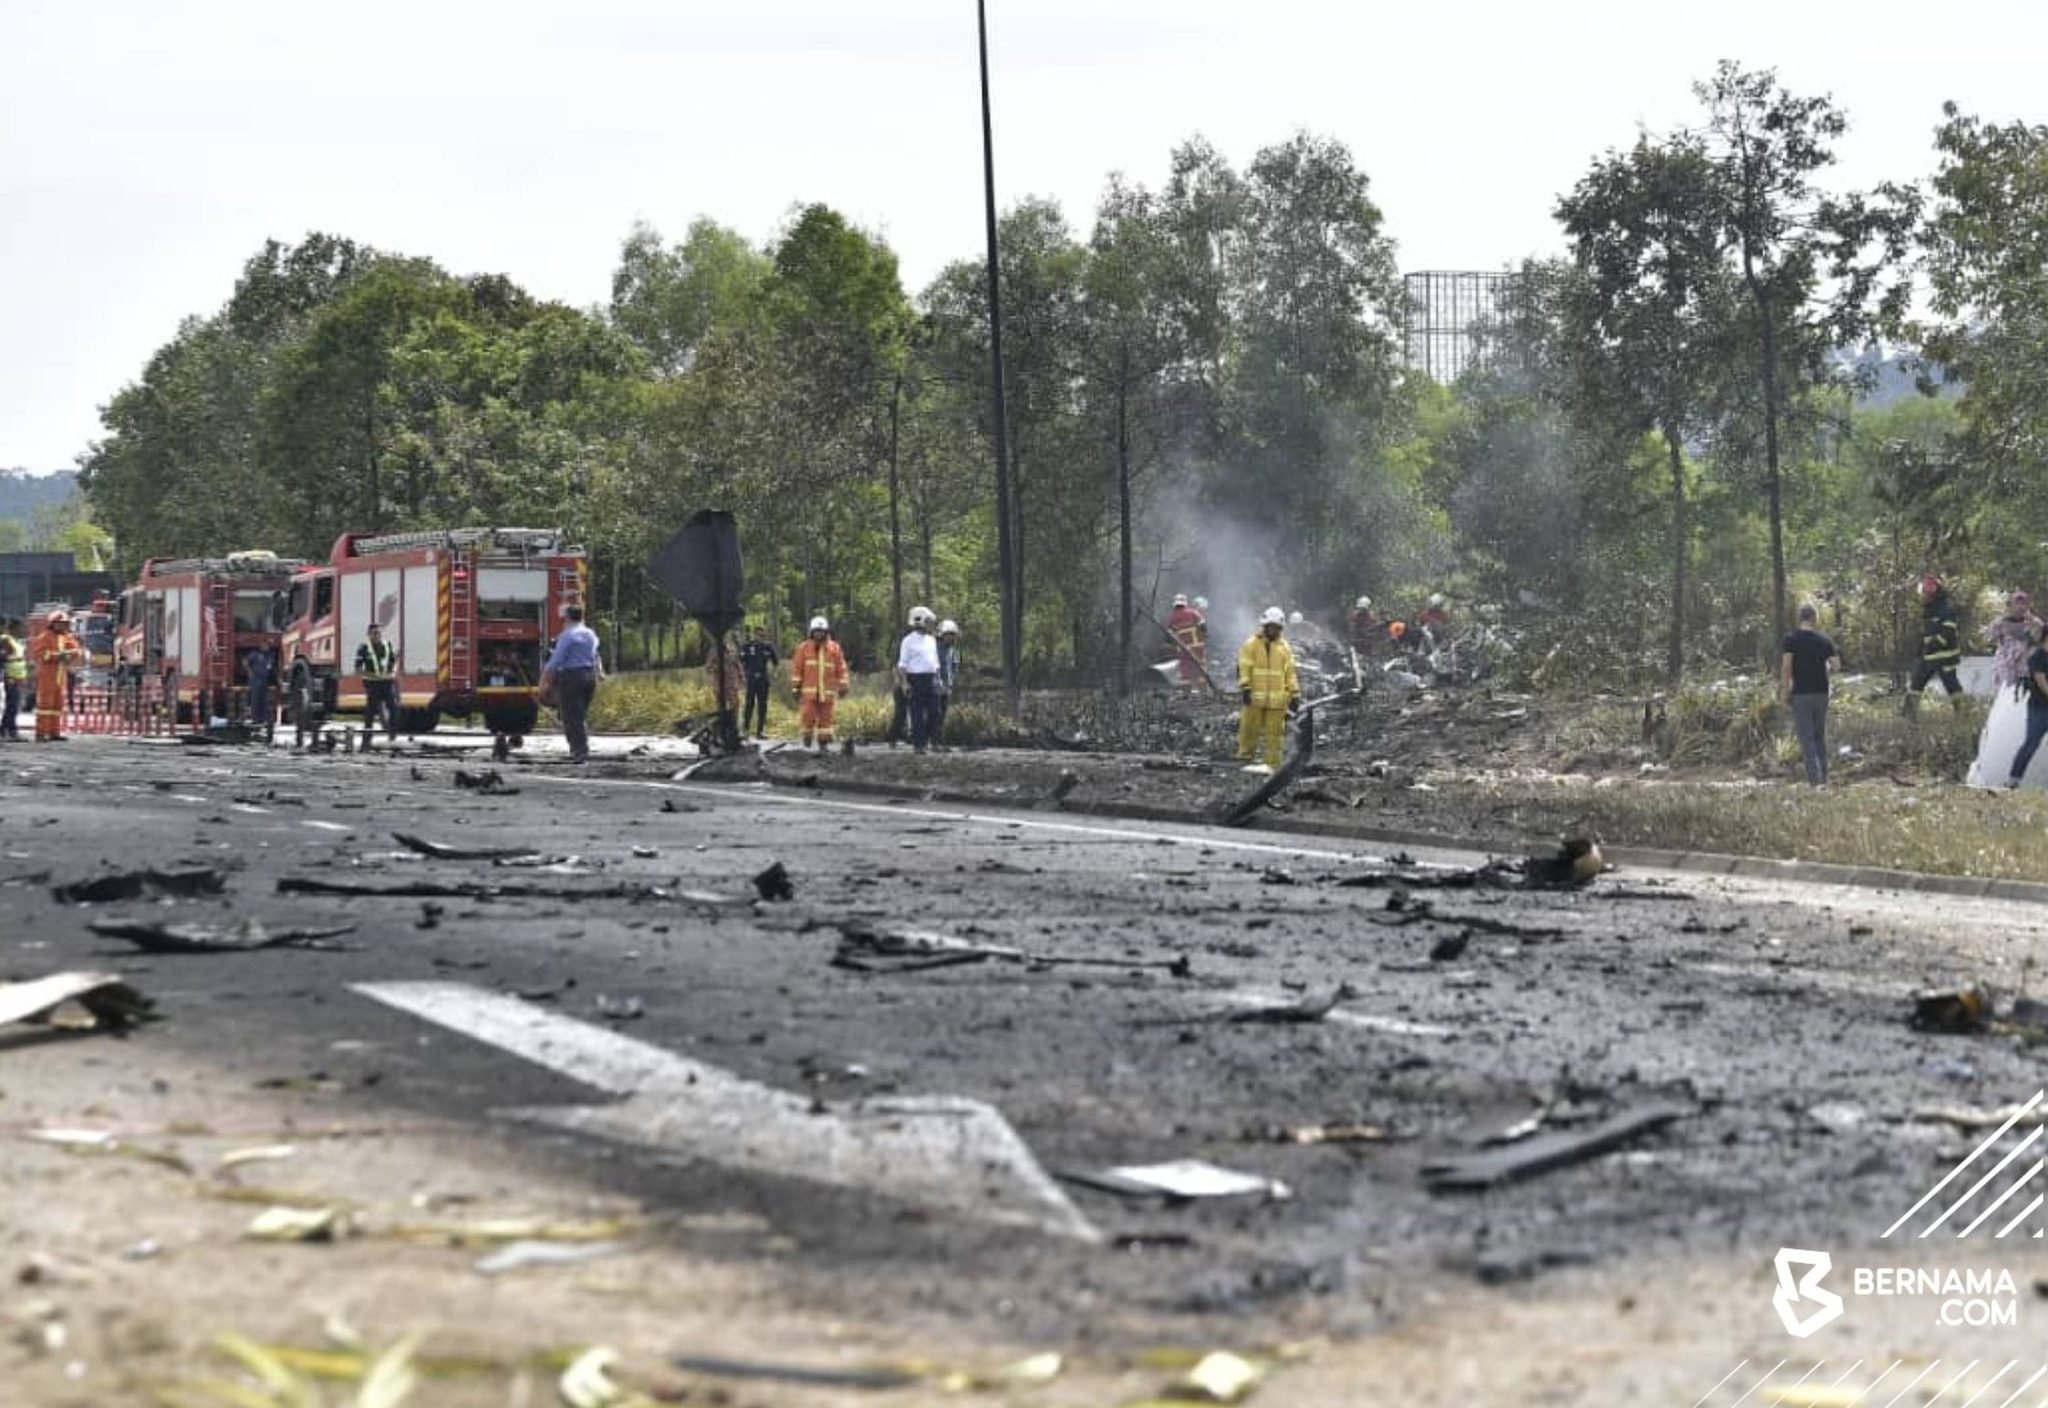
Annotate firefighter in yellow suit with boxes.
[1237,606,1299,772]
[33,612,85,742]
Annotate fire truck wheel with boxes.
[483,704,540,738]
[397,707,440,735]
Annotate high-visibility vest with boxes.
[358,639,396,680]
[0,635,22,681]
[1237,634,1299,710]
[1921,602,1962,664]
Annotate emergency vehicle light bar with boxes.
[346,527,568,556]
[146,554,309,577]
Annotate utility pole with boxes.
[978,0,1019,696]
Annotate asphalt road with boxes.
[8,732,2046,1396]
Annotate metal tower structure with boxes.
[1402,270,1530,384]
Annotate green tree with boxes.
[1556,136,1737,680]
[1224,133,1407,602]
[1694,61,1919,639]
[610,218,769,376]
[1921,104,2048,539]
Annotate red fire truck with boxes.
[113,552,307,721]
[277,527,586,736]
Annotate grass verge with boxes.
[1437,774,2048,882]
[585,671,1028,745]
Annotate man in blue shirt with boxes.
[540,605,603,764]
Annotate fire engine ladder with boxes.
[446,556,475,688]
[552,556,585,609]
[206,580,233,702]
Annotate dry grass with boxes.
[586,670,1024,746]
[1456,774,2048,881]
[1546,680,1983,781]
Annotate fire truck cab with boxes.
[114,552,305,721]
[278,526,585,737]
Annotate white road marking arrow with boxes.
[352,981,1100,1243]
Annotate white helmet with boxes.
[808,616,829,633]
[1428,592,1446,608]
[1260,606,1286,627]
[1193,597,1208,610]
[1172,593,1189,607]
[1355,595,1372,610]
[909,605,935,627]
[938,619,959,635]
[1288,611,1304,625]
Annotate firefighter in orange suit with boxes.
[1236,606,1299,772]
[789,616,850,750]
[33,612,85,742]
[1166,593,1207,689]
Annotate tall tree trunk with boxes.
[1759,295,1787,643]
[920,497,934,604]
[1741,234,1788,643]
[1116,371,1134,697]
[1663,425,1688,684]
[886,377,904,642]
[1011,453,1027,672]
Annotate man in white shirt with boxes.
[895,606,941,755]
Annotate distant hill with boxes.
[0,470,80,520]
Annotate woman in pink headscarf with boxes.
[1988,591,2043,696]
[1969,590,2048,788]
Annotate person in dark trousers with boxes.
[1909,574,1964,712]
[244,645,274,732]
[895,606,940,754]
[933,619,960,750]
[737,624,778,740]
[539,604,603,764]
[2005,634,2048,788]
[0,619,23,740]
[354,623,399,742]
[1780,603,1840,786]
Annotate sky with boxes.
[3,0,2042,471]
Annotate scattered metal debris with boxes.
[0,972,157,1033]
[1220,711,1316,827]
[830,920,1193,977]
[1368,894,1568,941]
[753,861,794,902]
[277,876,748,906]
[245,1205,349,1242]
[390,832,543,862]
[1224,989,1345,1025]
[51,866,228,904]
[1172,1350,1268,1404]
[87,918,358,954]
[669,1355,922,1391]
[1911,1099,2046,1130]
[473,1239,629,1276]
[1423,1103,1692,1191]
[595,995,645,1022]
[1912,982,1994,1033]
[1268,1122,1393,1146]
[1427,931,1470,963]
[452,768,519,796]
[1519,837,1604,888]
[1064,1158,1291,1202]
